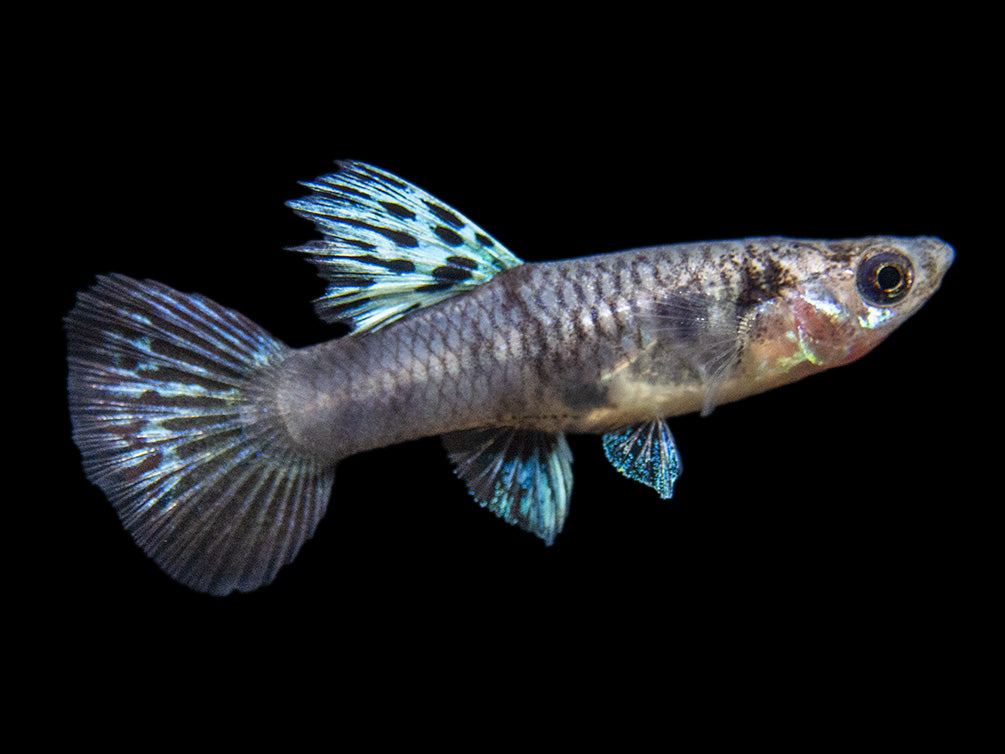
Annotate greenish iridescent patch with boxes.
[602,418,680,499]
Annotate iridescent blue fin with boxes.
[602,418,681,499]
[65,275,335,595]
[442,428,573,545]
[287,161,523,334]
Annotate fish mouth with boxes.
[937,239,955,279]
[917,236,955,289]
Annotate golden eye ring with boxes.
[857,250,914,306]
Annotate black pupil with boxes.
[857,250,913,306]
[876,264,902,292]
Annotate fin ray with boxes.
[66,275,334,595]
[287,161,523,333]
[602,418,681,499]
[443,428,572,545]
[634,290,747,415]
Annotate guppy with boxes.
[65,161,954,595]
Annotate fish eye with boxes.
[857,250,914,306]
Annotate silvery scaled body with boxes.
[65,162,954,594]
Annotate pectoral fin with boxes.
[442,428,573,545]
[634,291,749,416]
[602,418,681,499]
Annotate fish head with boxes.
[782,236,955,369]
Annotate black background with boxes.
[38,36,981,700]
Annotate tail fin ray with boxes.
[66,275,334,595]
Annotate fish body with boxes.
[65,161,954,594]
[275,236,948,456]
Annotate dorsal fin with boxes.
[287,161,523,333]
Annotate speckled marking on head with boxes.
[736,254,796,310]
[820,240,857,266]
